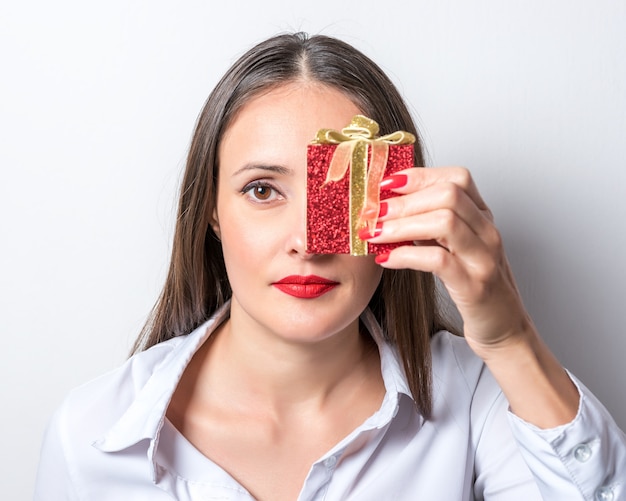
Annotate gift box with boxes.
[306,115,415,255]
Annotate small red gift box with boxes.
[306,115,415,255]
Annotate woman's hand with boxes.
[361,166,528,355]
[360,166,580,428]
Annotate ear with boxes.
[210,208,221,239]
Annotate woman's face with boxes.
[215,82,383,344]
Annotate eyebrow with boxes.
[232,164,292,177]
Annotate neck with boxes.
[201,302,379,416]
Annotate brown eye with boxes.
[242,181,282,203]
[253,185,272,200]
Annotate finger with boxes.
[376,240,506,312]
[376,244,474,296]
[381,166,491,215]
[378,181,497,248]
[365,208,494,262]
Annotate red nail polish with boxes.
[375,252,390,264]
[377,201,388,218]
[358,222,383,240]
[380,174,408,190]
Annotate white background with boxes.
[1,0,625,498]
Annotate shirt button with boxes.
[323,455,337,469]
[573,443,592,462]
[595,486,614,501]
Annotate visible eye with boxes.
[241,181,284,204]
[251,185,272,200]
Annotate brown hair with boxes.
[131,32,451,418]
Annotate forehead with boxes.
[218,83,362,166]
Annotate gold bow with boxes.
[313,115,415,255]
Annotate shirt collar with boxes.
[93,302,413,458]
[92,302,230,455]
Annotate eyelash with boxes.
[241,180,284,204]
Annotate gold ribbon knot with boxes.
[313,115,415,255]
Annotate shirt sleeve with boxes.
[507,372,626,501]
[473,388,545,500]
[34,404,80,501]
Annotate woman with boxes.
[35,32,625,500]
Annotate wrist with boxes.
[465,314,537,363]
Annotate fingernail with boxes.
[358,222,383,240]
[361,202,387,219]
[380,174,408,190]
[377,201,388,218]
[375,252,390,264]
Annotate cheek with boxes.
[364,263,384,294]
[358,265,384,312]
[346,257,384,297]
[218,210,280,275]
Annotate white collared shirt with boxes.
[35,303,626,500]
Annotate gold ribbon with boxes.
[312,115,415,255]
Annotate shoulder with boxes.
[430,330,485,391]
[49,304,229,446]
[429,331,504,422]
[54,337,184,441]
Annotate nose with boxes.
[285,196,316,259]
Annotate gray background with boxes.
[1,0,624,498]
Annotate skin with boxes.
[168,81,579,501]
[168,83,386,501]
[364,169,580,427]
[214,83,383,350]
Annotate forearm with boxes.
[477,322,580,429]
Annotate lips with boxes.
[272,275,339,299]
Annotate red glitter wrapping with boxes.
[306,143,414,254]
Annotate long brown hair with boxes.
[132,32,451,418]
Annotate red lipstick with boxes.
[272,275,339,299]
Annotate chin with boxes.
[268,308,361,343]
